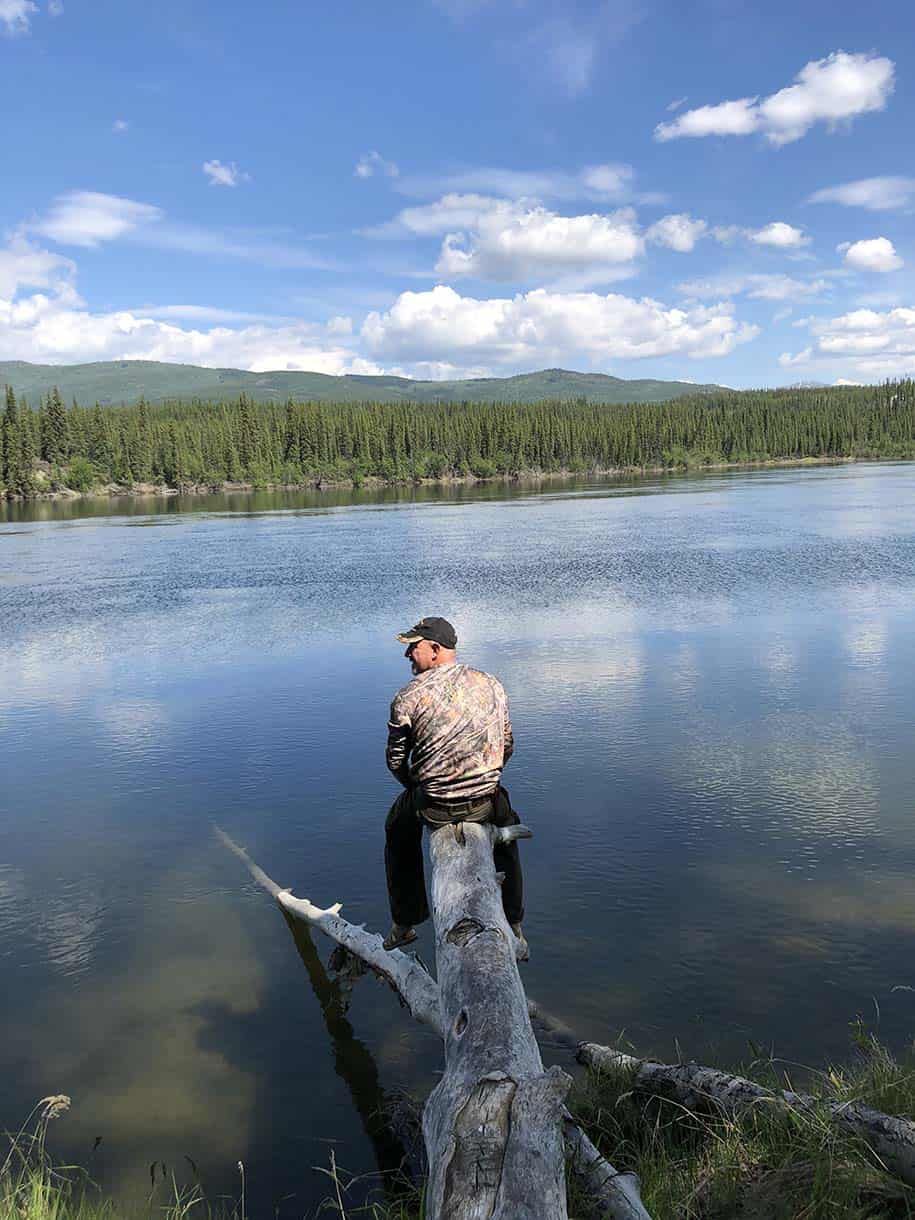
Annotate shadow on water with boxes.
[279,910,417,1204]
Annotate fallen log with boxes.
[579,1041,915,1189]
[216,825,651,1220]
[422,820,568,1219]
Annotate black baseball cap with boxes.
[395,616,458,648]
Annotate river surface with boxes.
[2,462,915,1213]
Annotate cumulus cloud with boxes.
[678,273,828,301]
[838,236,903,272]
[0,229,364,371]
[202,160,249,187]
[655,51,895,146]
[33,191,163,248]
[808,176,915,211]
[354,150,399,179]
[0,235,77,299]
[112,118,129,134]
[435,203,645,282]
[0,0,37,34]
[782,306,915,376]
[749,222,810,248]
[361,284,758,369]
[0,290,377,374]
[646,213,708,252]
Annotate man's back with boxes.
[387,662,513,802]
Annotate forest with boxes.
[1,379,913,498]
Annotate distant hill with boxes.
[0,360,727,407]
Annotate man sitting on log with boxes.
[383,615,527,957]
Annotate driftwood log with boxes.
[579,1041,915,1189]
[422,821,570,1219]
[216,826,650,1220]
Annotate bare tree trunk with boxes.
[579,1041,915,1188]
[216,826,651,1219]
[422,821,569,1219]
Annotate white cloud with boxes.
[137,304,299,325]
[646,213,707,252]
[202,160,249,188]
[397,163,636,203]
[666,96,688,112]
[29,189,333,270]
[435,203,645,282]
[678,273,828,302]
[112,118,129,134]
[371,193,508,238]
[839,236,903,272]
[778,347,813,367]
[0,291,377,375]
[655,51,895,146]
[0,230,366,372]
[0,235,76,299]
[808,176,915,212]
[33,191,163,248]
[361,284,758,369]
[749,222,810,249]
[354,150,399,179]
[0,0,37,34]
[783,306,915,376]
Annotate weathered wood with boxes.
[214,826,441,1032]
[423,821,569,1218]
[216,826,652,1219]
[579,1041,915,1188]
[563,1120,651,1220]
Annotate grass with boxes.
[7,1025,915,1220]
[568,1019,915,1219]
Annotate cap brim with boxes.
[396,632,424,644]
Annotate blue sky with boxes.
[1,0,914,387]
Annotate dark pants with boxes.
[384,785,525,928]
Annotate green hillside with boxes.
[0,360,726,407]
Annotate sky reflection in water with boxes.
[2,462,915,1213]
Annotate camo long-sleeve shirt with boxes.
[386,662,514,802]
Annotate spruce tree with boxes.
[2,385,17,492]
[43,387,70,464]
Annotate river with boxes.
[2,461,914,1214]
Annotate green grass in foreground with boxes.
[6,1024,915,1220]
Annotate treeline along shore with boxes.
[1,379,913,499]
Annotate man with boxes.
[383,615,527,957]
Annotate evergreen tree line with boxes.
[1,380,913,498]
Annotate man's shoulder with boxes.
[393,669,436,706]
[457,665,508,697]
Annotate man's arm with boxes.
[502,686,514,764]
[386,695,413,788]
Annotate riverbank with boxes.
[1,453,885,504]
[6,1027,913,1219]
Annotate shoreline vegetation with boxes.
[5,1023,915,1219]
[1,380,913,503]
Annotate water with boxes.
[2,462,915,1213]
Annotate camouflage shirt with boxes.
[386,662,514,802]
